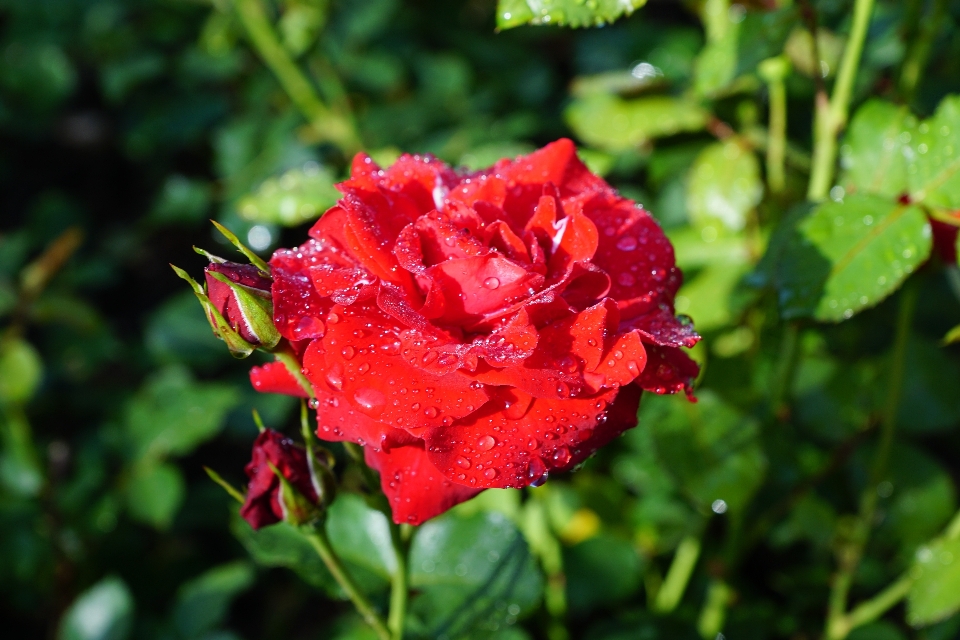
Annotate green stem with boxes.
[769,321,801,417]
[230,0,360,152]
[387,522,408,639]
[759,57,791,194]
[303,525,392,640]
[653,535,701,613]
[697,580,733,639]
[808,0,876,201]
[273,343,315,399]
[899,0,947,101]
[824,284,917,640]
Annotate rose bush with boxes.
[250,139,699,524]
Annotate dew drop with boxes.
[424,406,439,418]
[616,236,638,251]
[483,277,500,289]
[341,346,356,360]
[456,456,472,469]
[552,447,571,465]
[478,435,496,450]
[357,362,370,374]
[353,388,385,413]
[483,468,498,480]
[422,350,438,365]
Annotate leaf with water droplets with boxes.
[565,94,709,153]
[907,537,960,626]
[237,166,340,227]
[839,99,911,199]
[686,140,763,236]
[908,95,960,209]
[408,510,543,636]
[777,195,931,322]
[496,0,647,30]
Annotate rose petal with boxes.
[425,386,622,489]
[637,343,700,398]
[250,360,310,398]
[309,306,490,430]
[364,444,481,525]
[425,254,544,324]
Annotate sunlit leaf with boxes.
[908,537,960,626]
[777,195,931,322]
[0,338,43,404]
[565,94,709,153]
[840,100,911,198]
[237,166,340,227]
[908,95,960,210]
[496,0,647,30]
[686,140,763,235]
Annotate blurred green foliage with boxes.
[4,0,960,638]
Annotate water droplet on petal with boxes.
[483,277,500,289]
[456,456,472,469]
[353,388,385,414]
[357,362,370,374]
[422,350,438,365]
[478,435,496,450]
[528,458,548,486]
[616,236,638,251]
[552,447,571,466]
[424,406,439,418]
[483,468,498,480]
[341,346,356,360]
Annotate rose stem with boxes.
[229,0,360,152]
[302,524,392,640]
[824,283,917,640]
[807,0,876,201]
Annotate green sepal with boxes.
[203,466,245,504]
[267,461,323,526]
[299,401,336,507]
[170,264,256,358]
[211,220,271,274]
[193,246,227,264]
[205,271,281,351]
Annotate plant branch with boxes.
[273,342,315,399]
[303,524,392,640]
[388,522,409,639]
[899,0,947,101]
[653,535,701,613]
[230,0,360,152]
[808,0,877,201]
[824,284,917,640]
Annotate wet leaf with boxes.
[496,0,647,30]
[840,100,911,199]
[57,576,134,640]
[408,510,543,638]
[231,515,338,593]
[777,195,931,322]
[237,166,340,227]
[908,96,960,210]
[565,94,709,153]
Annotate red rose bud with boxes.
[251,139,700,525]
[205,261,280,349]
[240,429,332,529]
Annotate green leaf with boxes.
[884,445,957,557]
[908,537,960,626]
[149,175,212,225]
[564,534,643,617]
[777,195,931,322]
[408,510,543,638]
[840,100,911,198]
[496,0,647,30]
[124,366,239,462]
[231,514,338,593]
[0,338,43,404]
[848,622,906,640]
[908,95,960,209]
[734,6,798,76]
[565,94,709,153]
[237,166,340,227]
[634,391,766,514]
[686,140,763,234]
[172,561,255,639]
[57,576,134,640]
[125,461,185,529]
[326,493,397,582]
[897,337,960,435]
[676,262,750,332]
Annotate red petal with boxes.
[250,360,310,398]
[591,330,647,390]
[364,444,481,525]
[637,344,700,398]
[425,254,544,324]
[306,306,490,431]
[424,386,624,489]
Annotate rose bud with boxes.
[172,255,281,358]
[250,139,700,525]
[240,429,334,529]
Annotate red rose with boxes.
[250,139,699,525]
[204,261,277,347]
[241,429,319,529]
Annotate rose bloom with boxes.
[250,139,699,524]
